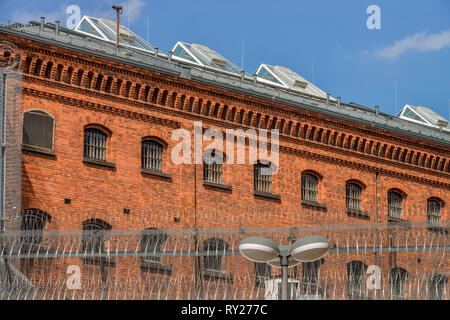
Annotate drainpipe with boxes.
[375,171,379,267]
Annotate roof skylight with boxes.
[171,42,243,75]
[73,16,156,52]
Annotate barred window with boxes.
[390,268,408,300]
[430,274,447,300]
[22,110,54,150]
[82,219,111,255]
[347,261,367,299]
[302,260,322,295]
[203,151,223,184]
[254,162,272,193]
[346,182,362,211]
[427,199,443,228]
[301,173,318,202]
[388,190,403,220]
[142,140,163,171]
[20,209,51,251]
[141,228,168,263]
[254,262,272,286]
[84,128,107,161]
[203,238,228,272]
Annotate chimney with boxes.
[337,96,341,107]
[55,21,60,35]
[252,73,257,85]
[241,70,245,83]
[326,93,330,104]
[168,50,173,62]
[154,48,159,57]
[375,105,380,115]
[40,17,45,31]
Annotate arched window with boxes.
[254,161,272,193]
[20,209,51,252]
[254,262,272,287]
[389,267,408,300]
[203,150,223,184]
[388,190,403,220]
[301,172,319,202]
[82,219,111,264]
[430,274,447,300]
[427,198,444,228]
[302,259,323,296]
[141,140,163,171]
[141,228,168,263]
[22,110,55,151]
[346,182,362,211]
[203,238,228,272]
[84,128,107,161]
[347,261,367,299]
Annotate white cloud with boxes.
[375,30,450,59]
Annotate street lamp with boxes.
[239,235,330,300]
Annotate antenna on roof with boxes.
[241,36,244,71]
[112,5,123,47]
[312,60,315,83]
[395,80,398,114]
[146,14,149,42]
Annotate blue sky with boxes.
[2,0,450,119]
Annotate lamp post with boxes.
[239,235,329,300]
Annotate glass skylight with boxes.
[403,108,426,123]
[257,65,284,86]
[74,16,156,52]
[171,42,243,75]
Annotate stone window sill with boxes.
[203,180,232,190]
[22,144,56,156]
[141,168,172,179]
[201,269,233,282]
[427,225,448,235]
[301,200,327,210]
[140,260,172,275]
[82,257,116,267]
[388,217,411,228]
[83,157,116,168]
[254,191,281,200]
[346,209,370,220]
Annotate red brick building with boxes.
[0,17,448,300]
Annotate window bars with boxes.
[20,209,47,252]
[427,200,442,227]
[254,262,272,286]
[346,183,362,211]
[302,260,321,295]
[347,261,366,299]
[82,220,110,255]
[84,128,107,161]
[301,174,318,202]
[390,268,408,300]
[142,140,163,171]
[203,238,227,272]
[254,163,272,193]
[429,274,447,300]
[204,161,223,184]
[388,191,403,220]
[141,229,168,263]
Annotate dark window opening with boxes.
[22,110,54,150]
[84,128,107,161]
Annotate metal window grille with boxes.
[254,163,272,193]
[301,174,318,202]
[347,261,366,299]
[82,220,109,254]
[254,262,272,286]
[142,140,162,171]
[203,238,227,272]
[22,110,54,150]
[203,160,223,184]
[388,191,403,220]
[346,183,362,211]
[84,128,107,161]
[427,200,442,227]
[20,209,47,251]
[302,260,320,295]
[390,268,408,300]
[141,229,167,263]
[430,274,447,300]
